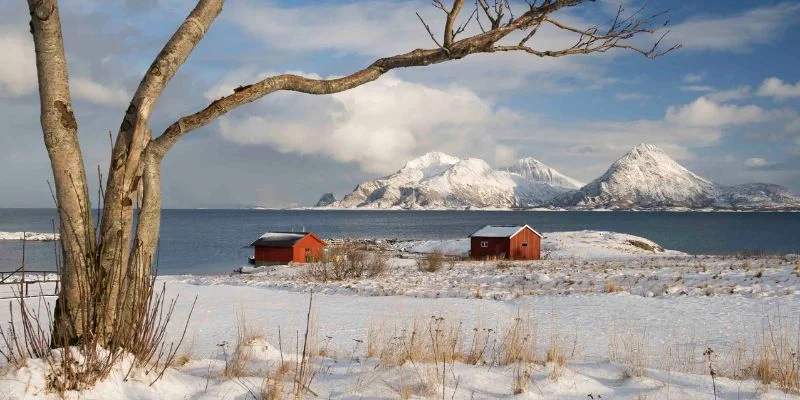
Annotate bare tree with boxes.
[25,0,677,349]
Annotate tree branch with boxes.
[98,0,224,281]
[151,0,679,156]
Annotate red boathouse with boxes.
[469,224,542,260]
[249,232,326,265]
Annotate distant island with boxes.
[315,144,800,211]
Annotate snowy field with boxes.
[2,230,799,399]
[182,231,800,300]
[0,232,59,241]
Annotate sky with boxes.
[0,0,799,208]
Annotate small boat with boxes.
[248,256,255,265]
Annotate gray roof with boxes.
[249,232,311,247]
[469,224,542,238]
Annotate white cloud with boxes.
[228,1,429,56]
[757,77,800,100]
[745,157,773,168]
[494,145,517,167]
[70,77,130,107]
[683,72,706,83]
[665,97,767,128]
[706,86,751,102]
[680,85,714,92]
[0,27,37,97]
[616,92,649,101]
[216,72,517,174]
[669,2,800,51]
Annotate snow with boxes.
[0,231,59,241]
[503,156,584,189]
[3,280,799,399]
[405,230,680,259]
[2,229,799,399]
[329,151,572,209]
[568,144,800,210]
[324,145,800,210]
[470,224,541,238]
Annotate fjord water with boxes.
[1,208,798,275]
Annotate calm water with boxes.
[1,208,798,274]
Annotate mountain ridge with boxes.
[317,145,800,210]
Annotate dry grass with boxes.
[304,241,387,281]
[223,313,263,378]
[416,251,445,273]
[604,281,624,293]
[751,317,799,392]
[626,239,662,252]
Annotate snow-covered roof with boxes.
[469,224,542,238]
[249,232,312,247]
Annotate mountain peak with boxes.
[630,143,663,153]
[503,157,583,189]
[402,151,460,170]
[570,144,714,208]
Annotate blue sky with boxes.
[0,0,799,207]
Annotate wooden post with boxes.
[21,232,26,298]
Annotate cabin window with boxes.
[480,241,488,248]
[521,243,528,247]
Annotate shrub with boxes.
[304,241,387,281]
[416,252,444,273]
[604,281,623,293]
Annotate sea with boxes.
[0,208,798,275]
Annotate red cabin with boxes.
[469,224,542,260]
[249,232,326,265]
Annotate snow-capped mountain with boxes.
[713,183,800,210]
[502,157,583,189]
[320,145,800,210]
[561,144,800,210]
[562,144,716,208]
[329,152,570,209]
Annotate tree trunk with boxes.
[23,0,670,352]
[26,0,95,345]
[95,0,223,343]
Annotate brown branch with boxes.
[416,12,446,51]
[443,0,465,48]
[151,0,677,156]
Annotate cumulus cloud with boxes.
[71,77,130,107]
[494,145,518,167]
[668,2,800,51]
[706,86,751,102]
[757,77,800,100]
[665,97,767,128]
[227,1,429,56]
[0,27,37,97]
[216,72,517,174]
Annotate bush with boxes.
[304,241,387,281]
[416,252,444,272]
[626,240,663,253]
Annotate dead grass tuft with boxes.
[416,252,445,273]
[304,240,387,281]
[604,281,624,293]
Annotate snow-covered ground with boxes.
[400,230,685,259]
[2,230,799,399]
[179,231,798,299]
[3,282,799,399]
[0,231,59,241]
